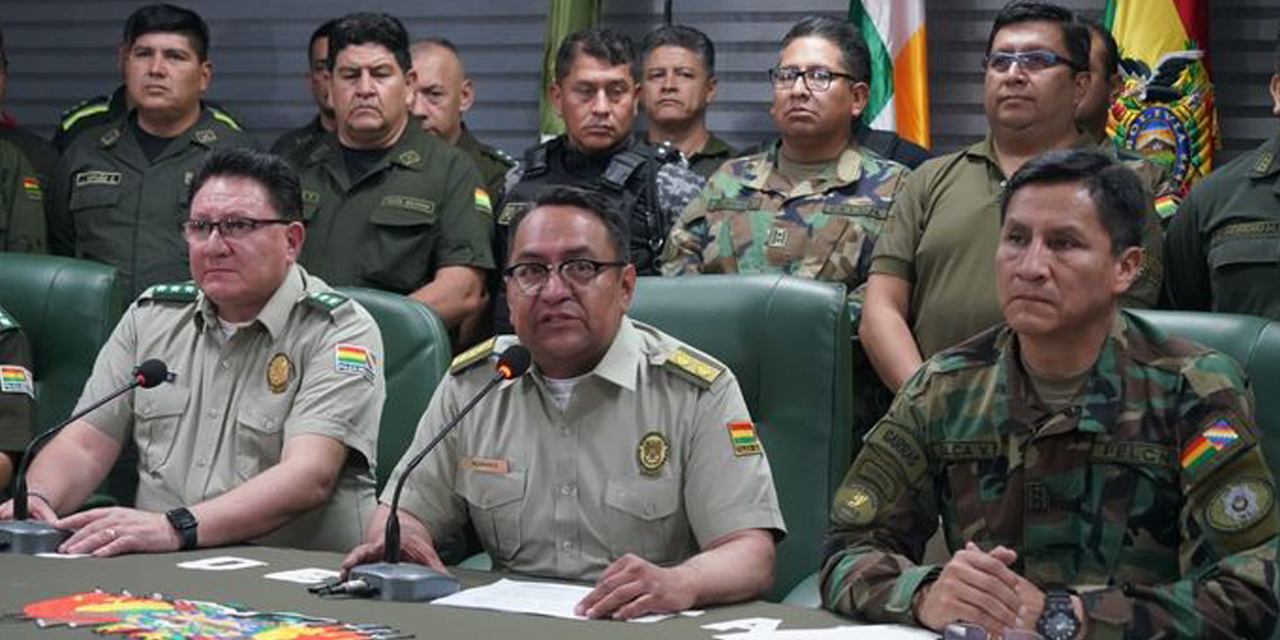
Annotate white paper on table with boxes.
[263,568,341,584]
[704,618,937,640]
[176,556,268,571]
[431,578,700,623]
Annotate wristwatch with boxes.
[165,507,198,551]
[1037,588,1080,640]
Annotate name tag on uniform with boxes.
[823,202,879,217]
[75,171,122,187]
[380,195,435,215]
[1091,441,1174,468]
[707,196,761,211]
[461,457,509,475]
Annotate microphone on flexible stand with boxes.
[343,346,531,601]
[1,359,174,554]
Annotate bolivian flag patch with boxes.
[22,177,42,200]
[335,344,374,378]
[1,365,34,397]
[475,188,492,216]
[728,421,762,457]
[1181,419,1240,472]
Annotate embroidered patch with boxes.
[335,344,374,378]
[266,353,292,394]
[728,421,762,457]
[765,226,788,249]
[1180,420,1239,472]
[398,150,422,166]
[380,195,434,215]
[99,129,121,146]
[1207,479,1274,532]
[0,365,34,397]
[498,202,530,226]
[193,129,217,145]
[665,348,722,387]
[461,457,509,475]
[301,189,321,204]
[22,177,42,200]
[637,431,670,476]
[834,483,878,525]
[75,170,122,187]
[474,188,493,215]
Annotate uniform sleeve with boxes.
[0,327,36,452]
[819,368,941,624]
[1080,353,1280,640]
[659,179,716,276]
[681,370,786,545]
[46,142,77,257]
[380,373,470,544]
[1162,193,1213,312]
[1,146,48,254]
[655,162,706,232]
[283,303,385,468]
[432,151,495,272]
[868,167,929,283]
[73,302,142,442]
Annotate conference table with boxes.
[0,546,867,640]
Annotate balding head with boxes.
[409,38,474,144]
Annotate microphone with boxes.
[346,346,531,601]
[1,359,174,554]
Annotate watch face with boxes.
[1043,612,1079,640]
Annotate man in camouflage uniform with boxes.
[663,17,909,331]
[409,37,516,206]
[0,302,35,494]
[270,19,338,166]
[822,149,1280,640]
[1,137,45,253]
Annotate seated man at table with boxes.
[0,148,385,556]
[343,185,785,620]
[820,149,1280,640]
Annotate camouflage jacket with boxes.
[662,141,909,328]
[821,311,1280,639]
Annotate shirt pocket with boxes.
[359,204,439,293]
[1088,461,1181,583]
[456,468,526,562]
[133,387,190,474]
[604,476,684,565]
[68,185,123,258]
[234,404,286,481]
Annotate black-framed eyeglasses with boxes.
[503,258,627,294]
[983,50,1081,73]
[768,67,856,92]
[179,217,294,242]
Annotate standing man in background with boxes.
[639,25,733,179]
[272,19,339,166]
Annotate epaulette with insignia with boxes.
[662,347,723,389]
[1253,150,1274,176]
[303,291,349,314]
[0,306,20,333]
[485,146,518,169]
[59,95,111,130]
[209,109,242,132]
[140,281,199,303]
[451,337,497,375]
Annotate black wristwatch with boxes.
[1037,588,1080,640]
[165,507,198,551]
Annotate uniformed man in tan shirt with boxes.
[343,185,785,620]
[0,147,385,556]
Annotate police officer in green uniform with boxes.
[270,19,338,167]
[343,185,784,620]
[409,37,517,206]
[0,303,35,495]
[52,87,244,157]
[1164,36,1280,319]
[0,148,384,556]
[47,5,256,299]
[1,137,45,253]
[0,26,58,188]
[293,13,494,336]
[639,25,734,179]
[823,149,1280,640]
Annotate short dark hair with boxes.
[640,25,716,76]
[781,16,872,84]
[123,4,210,61]
[1000,149,1146,254]
[308,18,339,64]
[986,1,1089,73]
[508,186,630,263]
[327,12,412,74]
[190,148,303,222]
[1081,18,1119,80]
[555,28,636,83]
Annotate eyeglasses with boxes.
[768,67,856,92]
[179,217,294,242]
[504,258,626,294]
[983,50,1080,73]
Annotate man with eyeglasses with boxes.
[0,147,385,558]
[47,4,257,299]
[342,185,784,620]
[861,1,1165,395]
[662,16,909,333]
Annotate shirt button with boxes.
[221,360,231,370]
[206,408,218,418]
[195,459,206,468]
[560,540,572,551]
[559,483,576,496]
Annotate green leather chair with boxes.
[0,254,126,437]
[338,287,452,493]
[628,274,855,602]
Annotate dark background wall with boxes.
[2,0,1276,164]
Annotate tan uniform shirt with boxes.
[77,264,384,551]
[386,317,786,581]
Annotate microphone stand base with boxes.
[0,520,72,554]
[348,561,461,601]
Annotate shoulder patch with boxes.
[59,97,111,130]
[193,128,217,145]
[451,337,497,375]
[484,146,518,168]
[210,109,242,131]
[303,291,350,315]
[0,306,19,332]
[140,281,199,303]
[661,348,723,389]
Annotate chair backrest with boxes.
[338,287,452,493]
[629,274,854,601]
[0,254,126,434]
[1131,310,1280,483]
